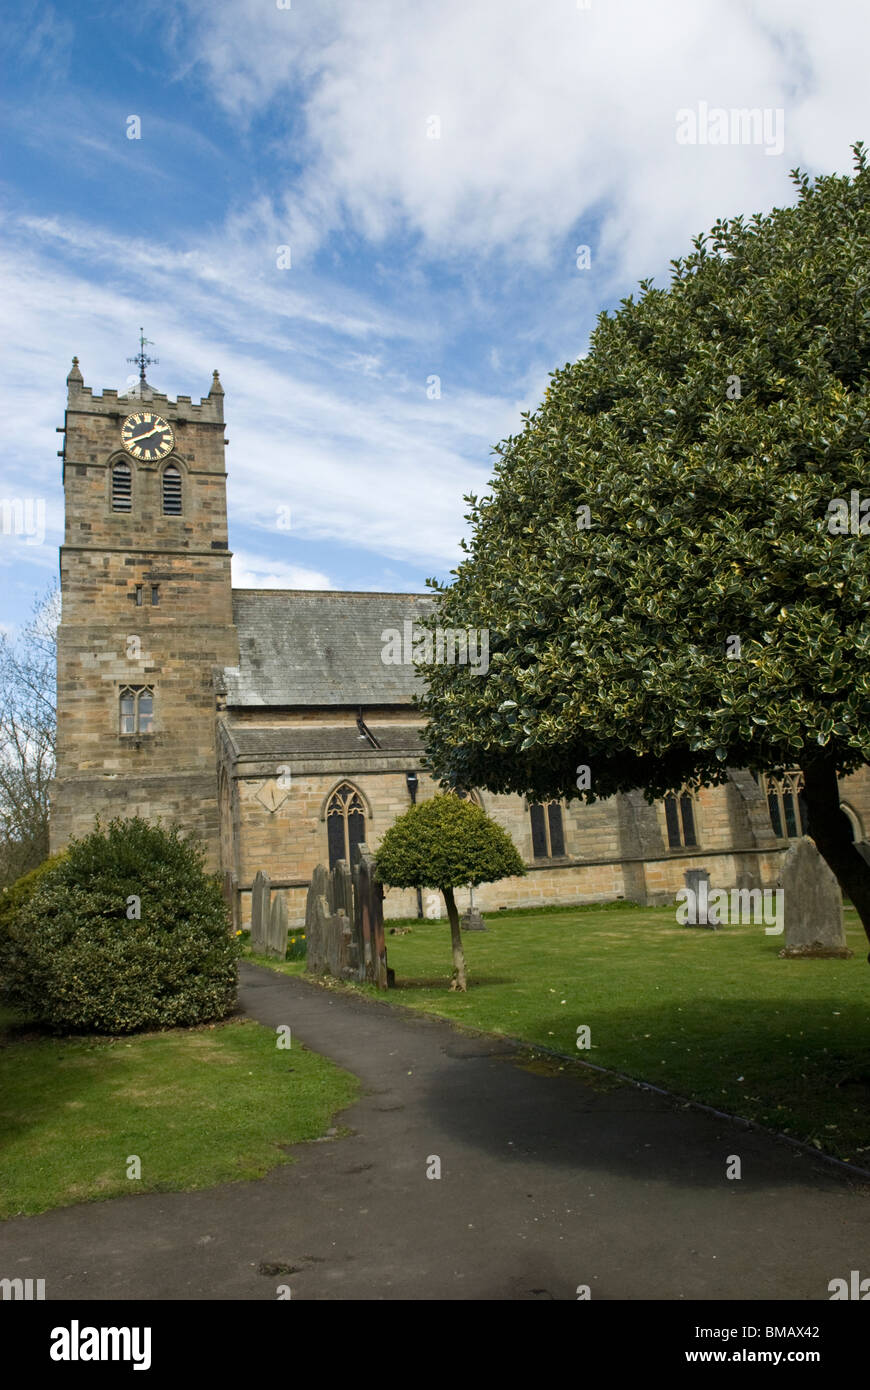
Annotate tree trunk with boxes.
[442,886,467,991]
[800,752,870,959]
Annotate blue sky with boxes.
[0,0,865,633]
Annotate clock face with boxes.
[121,411,174,461]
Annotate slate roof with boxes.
[222,590,437,707]
[223,724,425,761]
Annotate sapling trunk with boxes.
[442,886,467,991]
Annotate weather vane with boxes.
[127,328,159,383]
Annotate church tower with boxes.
[50,352,239,869]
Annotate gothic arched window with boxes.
[112,460,132,512]
[119,686,153,735]
[529,802,566,859]
[664,791,698,849]
[756,770,808,839]
[326,782,366,869]
[162,464,182,515]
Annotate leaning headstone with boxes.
[778,837,852,959]
[267,891,288,960]
[250,870,271,953]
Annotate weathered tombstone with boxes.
[353,846,388,989]
[331,860,354,920]
[304,849,389,989]
[424,891,441,920]
[461,908,487,932]
[267,891,288,960]
[777,836,852,958]
[250,870,271,953]
[683,868,713,928]
[305,893,352,979]
[331,861,359,973]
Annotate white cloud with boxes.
[171,0,869,279]
[230,550,333,590]
[0,212,516,575]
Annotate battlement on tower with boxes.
[65,360,224,424]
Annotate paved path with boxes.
[2,963,868,1300]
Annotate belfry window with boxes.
[162,465,182,515]
[326,782,366,869]
[664,791,698,849]
[119,686,154,736]
[530,802,566,859]
[112,461,132,512]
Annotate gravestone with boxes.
[332,859,354,920]
[304,846,388,987]
[424,892,441,919]
[777,836,852,959]
[305,895,352,977]
[354,846,388,989]
[461,908,487,931]
[683,868,713,928]
[267,891,288,960]
[250,870,271,953]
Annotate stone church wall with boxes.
[227,763,797,929]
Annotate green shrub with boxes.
[0,852,66,954]
[0,818,239,1033]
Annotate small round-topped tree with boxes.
[375,795,525,991]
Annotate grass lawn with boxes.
[0,1008,358,1219]
[250,902,870,1164]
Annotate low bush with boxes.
[0,818,239,1033]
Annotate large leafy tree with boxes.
[375,795,525,990]
[420,146,870,951]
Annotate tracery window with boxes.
[757,770,809,839]
[326,782,366,869]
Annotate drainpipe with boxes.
[356,708,381,749]
[405,770,423,918]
